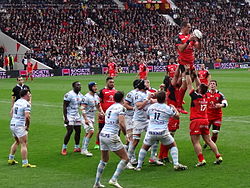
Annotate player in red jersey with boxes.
[107,59,117,78]
[203,80,228,149]
[185,65,222,166]
[26,61,33,81]
[158,66,186,163]
[166,62,178,79]
[137,61,148,80]
[175,21,202,71]
[94,77,117,149]
[198,64,211,85]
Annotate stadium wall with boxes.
[0,63,249,79]
[0,31,52,70]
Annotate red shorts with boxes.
[168,117,180,132]
[109,71,116,77]
[208,117,222,127]
[190,119,209,135]
[139,72,147,80]
[27,70,33,74]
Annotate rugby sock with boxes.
[111,159,128,181]
[128,145,135,160]
[129,141,136,161]
[74,145,80,149]
[95,160,107,184]
[150,143,158,159]
[159,144,168,159]
[22,159,28,165]
[216,154,221,159]
[170,147,179,166]
[8,154,15,160]
[82,137,90,151]
[198,153,204,162]
[137,148,147,168]
[62,144,67,149]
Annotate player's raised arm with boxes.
[192,70,201,88]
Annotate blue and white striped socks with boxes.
[170,146,179,166]
[94,160,107,184]
[111,159,128,181]
[137,148,147,168]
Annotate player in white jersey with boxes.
[81,82,104,157]
[134,91,187,171]
[127,79,162,167]
[123,79,140,168]
[61,81,84,155]
[93,91,129,188]
[8,89,36,168]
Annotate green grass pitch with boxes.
[0,69,250,188]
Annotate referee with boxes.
[11,76,31,108]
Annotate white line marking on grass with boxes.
[0,100,61,108]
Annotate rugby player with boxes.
[81,82,104,157]
[185,65,222,166]
[93,91,128,188]
[61,81,84,155]
[8,89,36,168]
[135,91,187,171]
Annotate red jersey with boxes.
[27,62,33,72]
[189,89,208,120]
[166,64,178,78]
[198,69,210,85]
[108,62,116,73]
[139,63,147,79]
[98,87,117,123]
[175,33,196,64]
[206,90,225,120]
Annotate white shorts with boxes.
[99,132,124,152]
[125,116,134,131]
[133,120,148,135]
[10,125,28,138]
[67,115,82,126]
[82,119,94,133]
[143,130,174,146]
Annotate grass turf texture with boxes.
[0,69,250,188]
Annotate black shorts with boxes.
[99,123,105,129]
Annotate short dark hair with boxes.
[72,81,79,87]
[133,79,141,89]
[17,76,23,81]
[200,84,208,94]
[106,77,113,82]
[20,89,29,97]
[210,80,217,86]
[181,21,190,28]
[156,91,166,103]
[114,91,124,103]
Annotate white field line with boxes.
[0,100,61,108]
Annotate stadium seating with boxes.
[0,0,249,69]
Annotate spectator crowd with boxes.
[0,0,249,69]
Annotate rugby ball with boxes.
[193,29,203,39]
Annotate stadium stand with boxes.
[0,0,249,69]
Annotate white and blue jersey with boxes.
[147,103,176,131]
[64,90,84,117]
[124,89,137,117]
[82,93,100,122]
[133,90,151,122]
[101,103,126,135]
[10,99,31,126]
